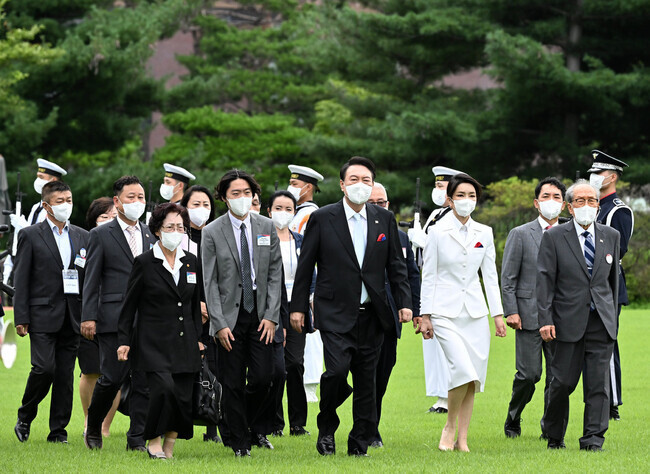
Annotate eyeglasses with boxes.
[571,198,599,207]
[368,200,388,208]
[161,224,185,232]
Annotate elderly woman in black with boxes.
[117,203,202,459]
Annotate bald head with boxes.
[369,182,389,209]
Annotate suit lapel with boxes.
[109,219,135,262]
[153,253,182,297]
[591,224,606,278]
[563,225,590,277]
[219,215,242,275]
[329,201,358,268]
[38,220,64,268]
[140,224,153,250]
[69,226,83,269]
[361,204,379,269]
[251,214,260,279]
[529,221,543,249]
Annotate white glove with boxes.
[9,214,28,232]
[408,226,427,249]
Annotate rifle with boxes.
[2,172,25,257]
[145,179,154,224]
[399,177,421,229]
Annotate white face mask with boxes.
[589,173,611,190]
[271,211,294,230]
[538,199,563,220]
[47,202,73,222]
[228,196,252,217]
[453,198,476,217]
[160,231,184,251]
[345,182,373,205]
[188,207,210,228]
[287,185,305,202]
[573,204,598,226]
[119,198,145,222]
[431,188,447,207]
[160,183,176,200]
[34,177,50,194]
[96,218,114,227]
[249,209,260,215]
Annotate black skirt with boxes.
[77,336,101,375]
[144,371,195,440]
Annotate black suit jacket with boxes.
[82,218,157,333]
[385,230,420,338]
[14,219,89,334]
[290,200,412,333]
[117,248,202,373]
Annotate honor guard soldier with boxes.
[588,150,634,421]
[160,163,196,204]
[287,165,324,235]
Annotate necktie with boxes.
[582,231,596,310]
[352,213,368,304]
[545,225,552,231]
[240,223,255,313]
[126,226,138,257]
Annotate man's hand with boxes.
[283,328,287,348]
[417,315,434,339]
[412,316,422,329]
[15,324,28,337]
[506,313,522,330]
[398,308,413,323]
[200,302,209,324]
[117,345,130,361]
[539,325,556,342]
[494,316,507,337]
[81,321,96,340]
[217,327,235,351]
[258,319,276,345]
[290,312,305,333]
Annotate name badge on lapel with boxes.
[257,234,271,246]
[74,255,86,268]
[62,269,80,294]
[187,272,197,284]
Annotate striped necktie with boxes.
[240,223,255,313]
[582,231,596,310]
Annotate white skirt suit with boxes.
[420,215,503,393]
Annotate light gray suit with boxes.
[501,219,554,431]
[201,212,282,335]
[537,220,619,448]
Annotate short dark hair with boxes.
[447,173,482,200]
[41,180,71,204]
[86,197,114,229]
[180,185,216,224]
[215,169,261,201]
[148,202,189,237]
[268,190,297,210]
[339,156,376,181]
[535,177,566,200]
[113,175,144,197]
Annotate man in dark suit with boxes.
[537,180,620,451]
[366,182,420,449]
[501,177,565,438]
[290,156,412,457]
[13,181,89,443]
[82,176,157,451]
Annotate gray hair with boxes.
[566,179,600,203]
[373,181,388,199]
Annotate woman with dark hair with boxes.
[418,173,507,452]
[79,197,119,438]
[117,203,202,459]
[179,185,215,255]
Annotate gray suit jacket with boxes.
[201,212,283,335]
[81,218,157,333]
[501,219,544,330]
[536,221,620,342]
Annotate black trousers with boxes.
[610,304,623,407]
[18,314,79,441]
[542,311,614,448]
[87,332,149,448]
[318,305,384,454]
[145,372,194,440]
[371,325,397,444]
[506,328,555,428]
[218,306,273,452]
[279,324,307,428]
[260,341,286,433]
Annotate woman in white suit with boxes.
[418,173,507,452]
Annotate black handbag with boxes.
[192,352,222,426]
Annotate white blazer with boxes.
[420,215,503,318]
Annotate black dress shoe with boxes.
[14,421,30,443]
[610,406,620,421]
[203,433,222,444]
[547,438,566,449]
[539,433,549,441]
[47,437,68,444]
[127,444,147,452]
[427,406,448,414]
[316,434,335,455]
[504,418,521,438]
[348,447,369,457]
[234,449,251,457]
[271,429,284,437]
[251,433,274,449]
[369,440,383,448]
[581,445,603,452]
[290,426,310,436]
[84,429,102,450]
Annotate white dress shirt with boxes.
[573,219,595,254]
[47,217,72,268]
[153,241,185,285]
[117,215,143,256]
[228,211,257,290]
[538,216,558,232]
[342,199,369,303]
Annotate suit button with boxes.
[462,277,465,280]
[461,289,465,292]
[238,283,242,288]
[179,317,183,321]
[463,251,467,255]
[235,303,239,308]
[462,264,467,268]
[177,302,182,307]
[180,332,184,336]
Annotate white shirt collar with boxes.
[537,216,557,231]
[153,241,185,275]
[228,210,252,230]
[117,214,140,231]
[343,198,367,221]
[449,214,473,232]
[573,218,595,238]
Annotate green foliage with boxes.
[623,212,650,304]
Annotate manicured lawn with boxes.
[1,308,648,472]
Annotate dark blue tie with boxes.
[582,231,596,310]
[240,223,254,313]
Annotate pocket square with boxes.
[377,233,386,242]
[474,242,484,248]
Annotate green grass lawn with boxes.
[1,309,648,473]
